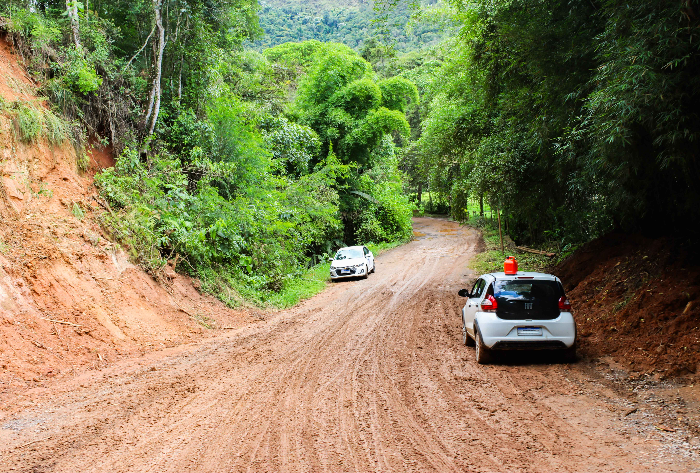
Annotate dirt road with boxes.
[1,217,698,472]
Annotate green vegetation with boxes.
[12,102,42,143]
[253,0,444,53]
[469,227,557,276]
[5,0,696,308]
[71,202,85,220]
[42,109,68,145]
[1,0,418,308]
[383,0,700,248]
[1,0,417,308]
[2,99,68,145]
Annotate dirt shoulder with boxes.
[1,218,698,472]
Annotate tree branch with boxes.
[125,24,156,71]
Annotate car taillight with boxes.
[558,296,572,311]
[481,294,498,312]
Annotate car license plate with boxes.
[517,326,542,336]
[340,269,350,274]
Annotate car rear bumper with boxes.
[491,340,569,350]
[477,311,576,350]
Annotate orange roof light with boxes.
[504,256,518,275]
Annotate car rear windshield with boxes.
[494,280,563,320]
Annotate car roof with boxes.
[483,272,560,281]
[338,246,364,251]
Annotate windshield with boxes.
[493,279,563,320]
[494,280,562,299]
[334,248,363,260]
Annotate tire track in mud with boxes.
[1,217,698,472]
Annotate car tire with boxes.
[475,328,492,365]
[371,262,375,273]
[362,264,369,279]
[462,318,475,346]
[562,344,577,363]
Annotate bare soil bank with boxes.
[554,233,700,380]
[0,36,256,400]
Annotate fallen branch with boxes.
[515,246,556,257]
[41,317,82,327]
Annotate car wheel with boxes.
[462,318,475,346]
[371,261,375,273]
[362,264,369,279]
[475,328,492,365]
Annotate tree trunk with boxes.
[417,183,422,207]
[144,0,166,136]
[497,207,504,254]
[479,194,484,216]
[65,0,81,48]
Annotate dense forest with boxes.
[253,0,445,52]
[386,0,700,245]
[1,0,699,305]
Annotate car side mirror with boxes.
[458,289,470,297]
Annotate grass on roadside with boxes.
[265,262,332,308]
[267,239,408,309]
[197,238,410,312]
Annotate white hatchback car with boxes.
[458,270,576,364]
[329,246,375,280]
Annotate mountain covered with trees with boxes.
[253,0,444,52]
[1,0,416,306]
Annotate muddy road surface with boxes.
[1,217,699,472]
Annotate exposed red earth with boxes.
[555,233,700,381]
[1,218,699,472]
[1,36,256,397]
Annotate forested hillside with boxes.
[254,0,445,52]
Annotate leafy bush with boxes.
[2,7,61,61]
[96,145,343,302]
[261,115,320,176]
[61,47,103,94]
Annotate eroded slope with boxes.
[0,38,254,397]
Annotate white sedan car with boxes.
[330,246,375,280]
[458,271,576,364]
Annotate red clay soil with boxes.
[0,36,256,398]
[554,232,700,380]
